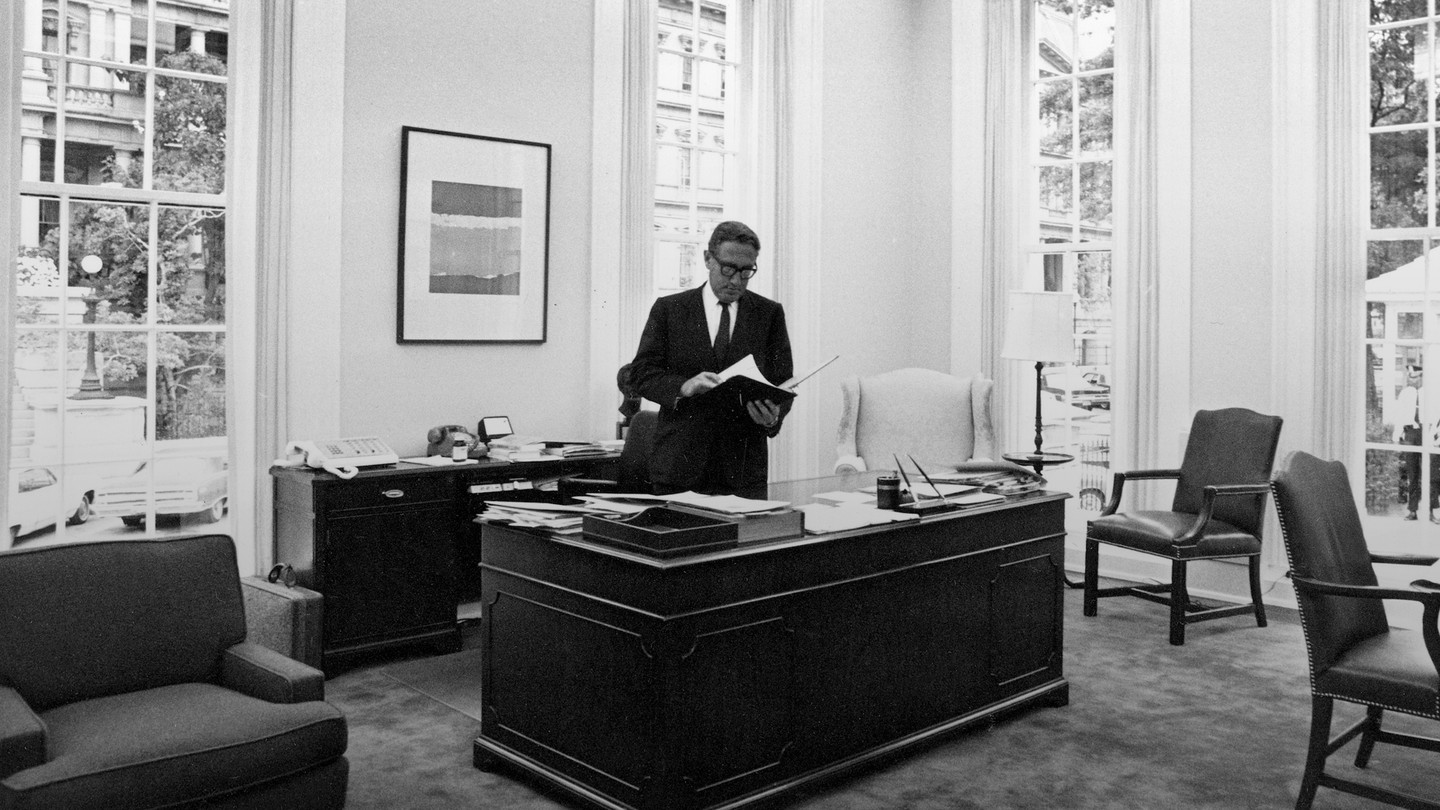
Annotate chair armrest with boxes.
[1098,469,1183,516]
[221,641,325,704]
[834,455,867,474]
[1293,574,1440,675]
[1372,553,1440,567]
[0,686,46,779]
[1172,483,1273,547]
[558,476,621,498]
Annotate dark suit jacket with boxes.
[629,286,793,494]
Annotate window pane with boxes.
[69,199,152,323]
[157,206,225,325]
[1037,79,1073,158]
[1036,1,1074,78]
[654,241,700,297]
[1079,161,1112,234]
[1365,448,1416,517]
[1078,75,1112,156]
[158,332,226,440]
[152,73,227,194]
[1038,165,1073,242]
[1373,0,1428,25]
[1371,23,1427,126]
[1372,129,1428,228]
[1077,0,1115,72]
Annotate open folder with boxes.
[697,353,839,407]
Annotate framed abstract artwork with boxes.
[397,126,551,343]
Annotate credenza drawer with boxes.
[325,475,454,512]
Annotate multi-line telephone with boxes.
[282,437,400,479]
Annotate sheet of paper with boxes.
[665,491,791,514]
[811,490,876,505]
[401,455,479,467]
[717,354,765,384]
[797,503,918,534]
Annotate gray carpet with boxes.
[326,588,1440,809]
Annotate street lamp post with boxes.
[70,254,114,401]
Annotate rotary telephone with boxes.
[426,424,489,459]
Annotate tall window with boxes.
[1366,0,1440,534]
[9,1,231,548]
[1029,0,1115,513]
[654,0,740,299]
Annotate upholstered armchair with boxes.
[834,368,996,474]
[0,534,348,809]
[1271,451,1440,810]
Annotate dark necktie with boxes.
[713,302,731,366]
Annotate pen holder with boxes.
[876,474,901,510]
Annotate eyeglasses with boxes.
[711,257,758,279]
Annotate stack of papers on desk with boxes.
[479,500,630,534]
[663,491,791,515]
[542,441,608,458]
[797,503,918,534]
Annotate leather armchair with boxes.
[1271,450,1440,810]
[0,535,348,809]
[560,409,658,496]
[834,368,995,474]
[1083,407,1283,645]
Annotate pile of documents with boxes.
[541,441,608,459]
[478,500,630,535]
[486,434,550,462]
[569,491,803,543]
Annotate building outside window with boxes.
[1365,0,1440,535]
[7,0,232,549]
[653,0,740,299]
[1028,0,1115,513]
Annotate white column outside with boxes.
[189,29,207,55]
[88,5,108,90]
[20,137,42,247]
[113,10,131,90]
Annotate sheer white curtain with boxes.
[1112,0,1162,476]
[1313,1,1366,463]
[229,0,294,574]
[984,0,1030,449]
[0,2,20,529]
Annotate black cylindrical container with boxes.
[876,474,901,509]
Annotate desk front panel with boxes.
[478,494,1066,810]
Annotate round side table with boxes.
[1002,451,1075,475]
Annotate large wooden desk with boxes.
[473,472,1069,810]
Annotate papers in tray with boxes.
[479,500,635,535]
[568,491,792,515]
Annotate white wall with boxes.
[295,1,599,457]
[1190,2,1274,414]
[805,0,957,475]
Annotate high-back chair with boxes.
[1082,407,1283,645]
[560,408,659,496]
[1271,450,1440,810]
[0,534,348,809]
[833,368,995,474]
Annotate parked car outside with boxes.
[5,466,96,546]
[91,456,229,526]
[1041,365,1111,411]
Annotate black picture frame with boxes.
[397,126,551,343]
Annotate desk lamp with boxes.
[1001,290,1075,457]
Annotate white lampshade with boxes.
[1001,291,1075,362]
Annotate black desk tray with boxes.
[582,506,739,558]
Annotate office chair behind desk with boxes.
[559,409,657,497]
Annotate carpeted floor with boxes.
[326,586,1440,809]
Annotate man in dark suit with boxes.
[629,221,794,494]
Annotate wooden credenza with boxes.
[474,472,1069,810]
[271,455,617,670]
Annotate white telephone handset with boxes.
[283,437,400,480]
